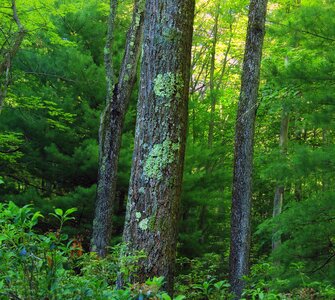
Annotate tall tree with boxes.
[122,0,195,293]
[229,0,268,297]
[207,4,220,148]
[0,0,26,113]
[91,0,145,256]
[272,110,289,251]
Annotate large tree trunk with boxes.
[90,0,145,257]
[229,0,268,298]
[122,0,195,294]
[272,111,289,251]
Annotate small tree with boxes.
[91,0,145,257]
[229,0,268,298]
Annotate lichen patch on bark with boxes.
[144,139,179,180]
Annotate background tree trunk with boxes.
[200,4,220,246]
[272,111,289,251]
[122,0,195,294]
[91,0,145,257]
[207,6,220,148]
[229,0,268,298]
[0,0,26,113]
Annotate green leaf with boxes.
[64,207,77,217]
[161,293,171,300]
[55,208,63,216]
[31,211,44,223]
[0,234,8,242]
[173,296,186,300]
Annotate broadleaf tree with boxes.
[122,0,195,293]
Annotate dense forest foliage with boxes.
[0,0,334,299]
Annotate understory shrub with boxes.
[0,202,177,300]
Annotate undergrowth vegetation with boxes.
[1,202,334,299]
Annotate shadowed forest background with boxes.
[0,0,334,299]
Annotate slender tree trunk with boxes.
[122,0,195,294]
[200,5,220,245]
[208,6,220,148]
[90,0,145,257]
[0,0,26,113]
[229,0,268,298]
[272,111,289,251]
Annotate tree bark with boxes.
[272,111,289,251]
[90,0,145,257]
[229,0,268,298]
[122,0,195,294]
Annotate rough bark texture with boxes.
[104,0,118,102]
[229,0,268,298]
[122,0,195,294]
[272,111,289,251]
[0,0,26,113]
[91,0,145,257]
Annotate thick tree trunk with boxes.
[229,0,268,298]
[91,0,145,257]
[272,111,289,251]
[122,0,195,294]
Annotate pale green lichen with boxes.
[162,27,179,41]
[135,212,141,221]
[123,74,130,82]
[135,15,141,27]
[139,187,145,194]
[153,72,184,98]
[103,47,110,55]
[139,218,149,230]
[144,138,179,180]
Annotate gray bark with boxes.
[229,0,268,298]
[122,0,195,294]
[272,111,289,251]
[91,0,145,257]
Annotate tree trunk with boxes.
[229,0,268,298]
[122,0,195,294]
[90,0,145,257]
[200,4,220,246]
[272,111,289,251]
[208,6,220,148]
[0,0,26,113]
